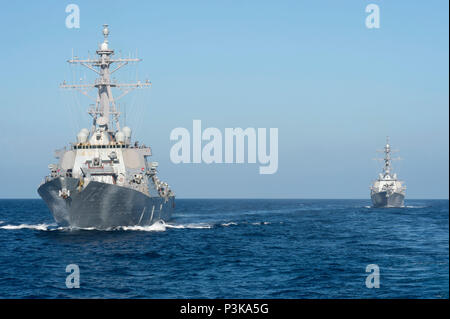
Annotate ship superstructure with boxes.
[38,25,175,229]
[370,137,406,208]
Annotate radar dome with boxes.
[115,131,125,143]
[100,42,108,51]
[77,129,89,143]
[122,126,132,140]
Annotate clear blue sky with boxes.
[0,1,448,198]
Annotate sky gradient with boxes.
[0,1,448,198]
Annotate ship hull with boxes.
[37,177,174,229]
[371,191,404,208]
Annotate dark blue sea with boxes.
[0,199,448,299]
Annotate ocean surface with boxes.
[0,199,448,299]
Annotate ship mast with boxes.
[383,136,392,177]
[61,24,151,133]
[375,136,401,179]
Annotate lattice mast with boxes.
[375,136,401,179]
[60,24,151,133]
[383,136,392,176]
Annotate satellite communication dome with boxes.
[115,131,125,143]
[77,129,89,143]
[122,126,132,139]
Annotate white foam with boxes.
[66,226,97,231]
[364,205,425,209]
[165,222,212,229]
[117,221,212,231]
[116,220,167,232]
[221,222,238,227]
[0,219,271,232]
[0,223,56,231]
[251,221,272,225]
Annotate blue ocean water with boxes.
[0,199,448,299]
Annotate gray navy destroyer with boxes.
[38,25,175,229]
[370,137,406,208]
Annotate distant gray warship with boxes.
[38,25,175,229]
[370,137,406,208]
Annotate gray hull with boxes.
[38,177,174,229]
[371,191,404,208]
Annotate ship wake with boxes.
[0,219,278,232]
[0,223,58,231]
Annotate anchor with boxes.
[58,188,71,199]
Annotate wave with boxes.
[165,223,212,229]
[0,223,57,231]
[221,222,238,227]
[0,220,211,232]
[116,221,213,231]
[0,219,277,232]
[252,221,272,225]
[364,205,427,209]
[115,221,167,232]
